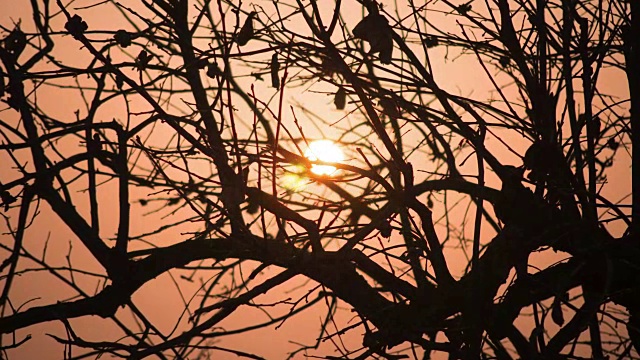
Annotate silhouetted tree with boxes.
[0,0,638,358]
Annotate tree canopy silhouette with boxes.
[0,0,638,358]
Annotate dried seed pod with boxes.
[114,30,132,48]
[65,14,88,39]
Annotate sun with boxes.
[304,140,344,176]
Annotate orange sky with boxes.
[0,0,633,359]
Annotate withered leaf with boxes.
[379,97,399,118]
[378,38,393,64]
[353,13,393,64]
[136,50,151,70]
[456,2,473,15]
[320,56,339,77]
[499,55,510,67]
[270,52,280,89]
[424,35,440,48]
[206,63,222,78]
[1,190,16,212]
[523,141,544,170]
[236,12,257,46]
[377,219,392,238]
[115,74,124,89]
[0,67,5,97]
[589,116,602,140]
[88,133,102,154]
[606,138,619,150]
[334,86,346,110]
[246,197,260,215]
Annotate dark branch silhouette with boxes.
[0,0,637,358]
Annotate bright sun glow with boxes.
[304,140,344,176]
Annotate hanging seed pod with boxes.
[334,86,346,110]
[270,52,280,89]
[236,12,257,46]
